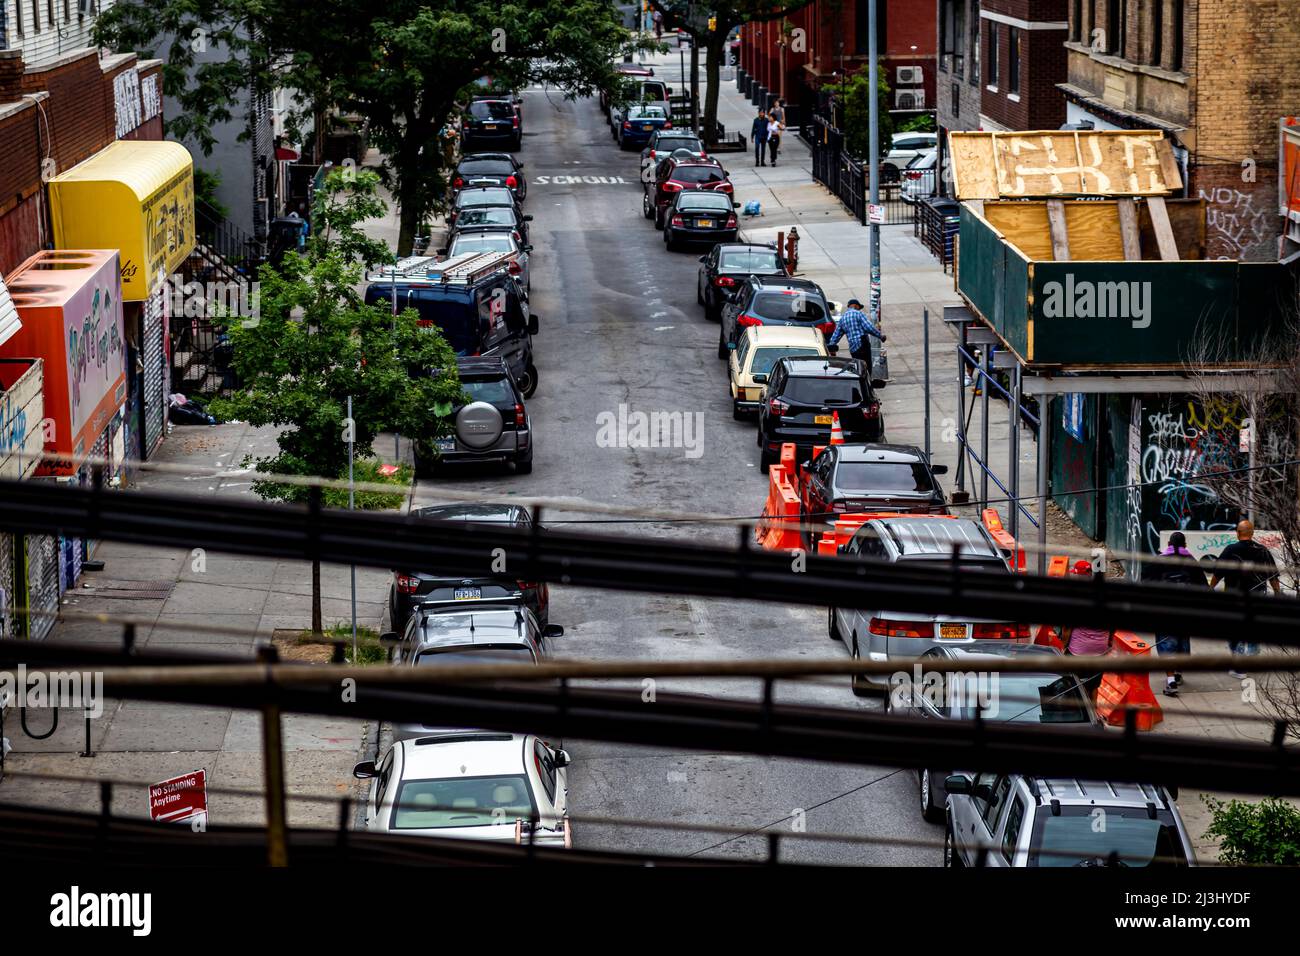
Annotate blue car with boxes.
[617,103,673,150]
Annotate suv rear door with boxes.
[778,373,874,442]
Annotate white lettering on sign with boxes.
[533,175,628,185]
[114,69,143,138]
[140,74,161,123]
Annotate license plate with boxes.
[697,219,715,228]
[454,587,483,601]
[643,125,653,131]
[939,623,968,640]
[436,438,456,452]
[815,414,832,425]
[485,123,498,129]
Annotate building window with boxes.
[63,0,70,21]
[940,0,958,74]
[46,0,54,27]
[1107,0,1127,57]
[970,1,980,86]
[1008,27,1020,93]
[1171,0,1184,70]
[987,21,999,86]
[953,2,965,78]
[1071,0,1082,41]
[31,0,40,30]
[1151,0,1163,66]
[952,82,960,118]
[17,0,24,34]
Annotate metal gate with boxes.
[142,290,167,458]
[0,532,14,640]
[22,532,59,641]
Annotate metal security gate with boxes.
[0,532,15,640]
[142,290,167,458]
[22,532,59,641]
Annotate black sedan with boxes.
[697,243,786,321]
[663,191,739,251]
[452,154,527,202]
[388,502,549,634]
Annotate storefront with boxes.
[48,140,195,461]
[0,250,128,617]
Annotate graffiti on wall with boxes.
[1198,185,1275,261]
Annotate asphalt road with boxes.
[409,88,936,864]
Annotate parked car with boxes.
[364,252,539,395]
[640,129,707,165]
[413,356,535,475]
[606,78,670,124]
[446,204,532,247]
[882,131,937,180]
[663,190,739,250]
[443,229,531,292]
[756,355,886,470]
[900,148,939,204]
[796,442,949,546]
[388,503,549,635]
[452,154,527,202]
[944,774,1195,867]
[643,157,732,228]
[697,242,787,322]
[827,515,1026,695]
[617,103,673,149]
[600,63,657,112]
[462,98,521,151]
[727,325,826,420]
[892,642,1101,822]
[354,733,572,846]
[449,186,523,233]
[718,275,834,359]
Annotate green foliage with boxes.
[842,68,894,161]
[1203,795,1300,865]
[898,113,937,134]
[192,166,228,219]
[322,458,411,511]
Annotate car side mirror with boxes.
[353,760,378,779]
[752,373,767,383]
[944,773,973,795]
[379,631,400,646]
[524,245,534,253]
[871,378,888,390]
[932,465,949,475]
[528,315,539,336]
[543,624,565,640]
[523,214,534,221]
[554,749,572,769]
[698,255,707,262]
[733,201,741,208]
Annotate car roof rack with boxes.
[367,251,515,286]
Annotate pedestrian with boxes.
[653,10,663,38]
[767,115,782,165]
[1142,531,1208,696]
[1061,562,1112,697]
[751,109,769,166]
[1209,519,1280,678]
[826,297,885,366]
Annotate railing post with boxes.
[258,644,289,867]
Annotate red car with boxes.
[642,157,733,229]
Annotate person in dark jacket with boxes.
[751,109,769,166]
[1143,531,1209,695]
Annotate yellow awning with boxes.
[49,141,196,301]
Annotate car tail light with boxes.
[663,181,683,192]
[726,214,737,227]
[816,321,835,336]
[514,403,526,427]
[864,401,881,419]
[905,170,922,180]
[517,580,537,592]
[512,115,520,128]
[767,396,789,416]
[508,261,522,275]
[623,121,632,130]
[395,574,420,594]
[736,313,763,327]
[512,230,522,242]
[717,182,734,193]
[506,175,518,188]
[868,617,930,638]
[663,120,673,129]
[453,176,464,188]
[972,623,1033,640]
[714,276,736,287]
[671,215,685,226]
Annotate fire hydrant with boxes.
[785,226,800,273]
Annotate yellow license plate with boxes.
[940,623,967,639]
[815,414,832,425]
[643,125,653,130]
[697,219,714,227]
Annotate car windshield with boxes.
[391,774,536,829]
[455,208,516,227]
[783,377,862,405]
[907,150,938,169]
[721,250,781,271]
[459,160,514,176]
[630,106,668,119]
[678,193,731,211]
[459,190,514,207]
[960,674,1094,723]
[1029,808,1188,867]
[835,462,934,493]
[656,135,702,152]
[751,291,828,322]
[450,235,515,256]
[751,347,821,375]
[415,646,534,667]
[469,101,514,120]
[671,166,725,184]
[462,378,517,406]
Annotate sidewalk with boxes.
[667,49,1273,859]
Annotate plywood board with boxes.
[1147,196,1181,260]
[983,201,1126,261]
[1063,202,1126,261]
[1046,199,1071,261]
[948,130,1183,200]
[984,203,1053,261]
[1116,200,1142,260]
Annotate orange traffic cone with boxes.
[829,410,844,445]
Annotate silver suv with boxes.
[943,775,1196,868]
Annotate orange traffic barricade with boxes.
[1094,631,1163,731]
[755,443,803,551]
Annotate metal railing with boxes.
[808,117,918,226]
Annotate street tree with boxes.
[96,0,639,254]
[210,170,463,635]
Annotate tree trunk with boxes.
[396,195,422,258]
[702,35,725,147]
[311,557,323,638]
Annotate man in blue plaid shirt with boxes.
[827,298,886,363]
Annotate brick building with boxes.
[1059,0,1300,260]
[978,0,1068,131]
[935,0,982,192]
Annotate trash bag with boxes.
[742,200,761,217]
[169,393,217,426]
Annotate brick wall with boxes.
[19,49,115,177]
[981,0,1068,130]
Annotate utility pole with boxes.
[867,0,882,335]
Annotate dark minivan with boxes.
[364,253,540,397]
[755,355,886,471]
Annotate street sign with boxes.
[149,769,207,823]
[868,203,884,224]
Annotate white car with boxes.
[900,148,939,204]
[883,131,937,181]
[445,228,532,292]
[355,732,572,847]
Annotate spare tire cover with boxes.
[456,401,504,449]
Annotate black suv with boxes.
[451,153,527,202]
[462,98,521,150]
[388,503,548,634]
[755,356,886,471]
[414,356,533,476]
[697,243,786,321]
[719,276,834,359]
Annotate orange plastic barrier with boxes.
[1094,631,1163,731]
[755,443,803,551]
[981,508,1026,571]
[815,512,960,556]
